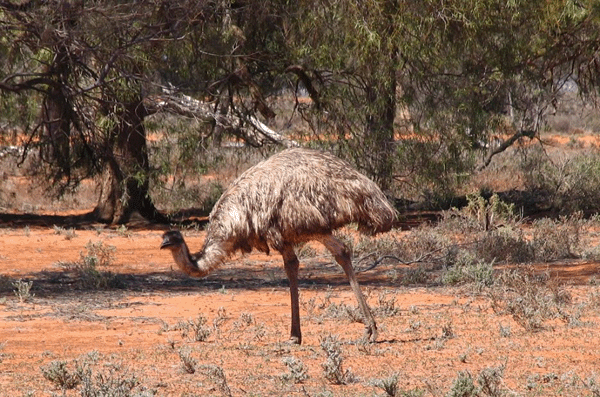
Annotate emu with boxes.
[160,147,396,344]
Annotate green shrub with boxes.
[521,147,600,213]
[531,215,583,261]
[41,360,81,390]
[61,240,125,290]
[441,252,494,289]
[476,226,533,264]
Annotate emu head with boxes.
[160,230,209,277]
[160,230,185,251]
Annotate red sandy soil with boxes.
[0,131,600,396]
[0,221,599,396]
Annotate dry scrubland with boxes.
[1,132,600,396]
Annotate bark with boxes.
[93,100,168,224]
[477,129,536,171]
[144,91,298,147]
[364,58,397,192]
[40,85,71,178]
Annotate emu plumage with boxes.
[161,147,396,344]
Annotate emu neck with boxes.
[170,238,227,278]
[170,242,209,278]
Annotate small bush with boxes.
[374,291,402,317]
[401,266,429,285]
[178,348,197,374]
[476,226,534,264]
[371,373,401,397]
[281,356,309,384]
[441,253,494,289]
[477,365,505,397]
[446,193,518,233]
[531,215,583,261]
[201,364,232,397]
[78,363,139,397]
[12,279,34,302]
[62,240,124,290]
[179,315,212,342]
[489,269,573,331]
[521,147,600,213]
[324,302,362,323]
[42,354,139,396]
[41,360,81,390]
[447,371,477,397]
[81,240,116,268]
[445,365,506,397]
[320,334,355,385]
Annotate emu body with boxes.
[160,148,396,344]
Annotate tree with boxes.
[0,0,290,223]
[282,0,600,202]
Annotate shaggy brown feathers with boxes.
[208,147,395,251]
[161,147,396,343]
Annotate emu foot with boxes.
[288,335,301,345]
[364,324,378,343]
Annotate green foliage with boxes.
[3,0,600,216]
[12,279,34,303]
[441,253,494,289]
[445,365,507,397]
[447,371,478,397]
[61,240,124,290]
[80,241,116,269]
[521,146,600,214]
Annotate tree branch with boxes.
[144,90,298,148]
[477,129,536,171]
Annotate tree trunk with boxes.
[364,62,397,192]
[40,86,71,177]
[93,100,168,224]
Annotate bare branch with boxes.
[477,129,536,171]
[144,90,299,148]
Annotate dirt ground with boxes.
[0,216,599,397]
[1,133,600,396]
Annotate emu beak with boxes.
[160,237,172,249]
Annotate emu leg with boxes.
[280,244,302,344]
[318,234,378,342]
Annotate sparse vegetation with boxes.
[489,268,574,331]
[178,314,212,342]
[320,334,355,385]
[58,240,125,290]
[281,356,309,384]
[1,1,600,394]
[41,353,140,396]
[177,347,197,374]
[370,372,401,397]
[41,360,81,390]
[12,279,34,303]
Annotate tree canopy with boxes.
[1,0,600,221]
